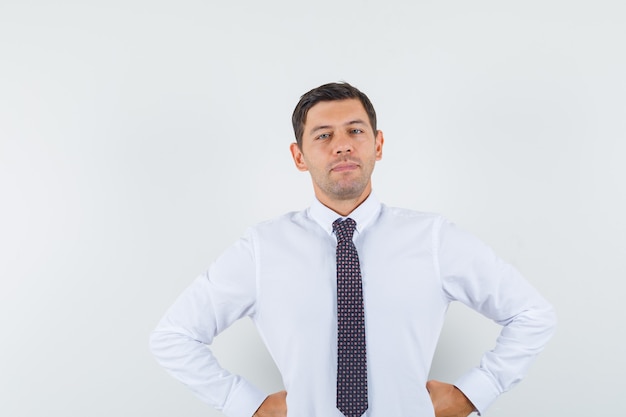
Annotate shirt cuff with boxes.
[454,368,501,415]
[222,378,268,417]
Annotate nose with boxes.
[334,132,352,154]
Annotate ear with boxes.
[290,142,309,172]
[375,130,384,161]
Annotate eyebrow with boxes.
[308,119,368,135]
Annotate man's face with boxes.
[290,99,384,207]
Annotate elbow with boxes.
[544,303,558,340]
[529,301,558,346]
[149,328,164,360]
[149,327,175,363]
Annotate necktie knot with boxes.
[333,218,357,243]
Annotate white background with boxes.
[1,1,624,416]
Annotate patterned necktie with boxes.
[333,217,368,417]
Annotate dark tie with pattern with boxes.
[333,217,368,417]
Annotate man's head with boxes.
[289,82,384,215]
[292,82,378,149]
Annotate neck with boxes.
[317,188,371,217]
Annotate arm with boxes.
[427,380,475,417]
[149,232,268,417]
[252,391,288,417]
[435,218,557,414]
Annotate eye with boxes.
[317,133,331,140]
[350,128,364,134]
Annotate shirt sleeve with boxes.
[149,230,268,417]
[434,218,557,415]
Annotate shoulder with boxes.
[378,206,479,247]
[247,208,315,236]
[366,204,451,243]
[379,204,446,226]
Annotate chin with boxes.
[331,186,367,200]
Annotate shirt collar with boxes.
[307,193,381,236]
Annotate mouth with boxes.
[331,162,359,172]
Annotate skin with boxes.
[289,98,383,216]
[427,380,476,417]
[252,390,287,417]
[253,99,475,417]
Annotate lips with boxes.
[331,162,359,172]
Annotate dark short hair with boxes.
[291,82,377,148]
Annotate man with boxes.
[150,82,556,417]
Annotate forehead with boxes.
[304,99,368,129]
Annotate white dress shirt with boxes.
[150,195,556,417]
